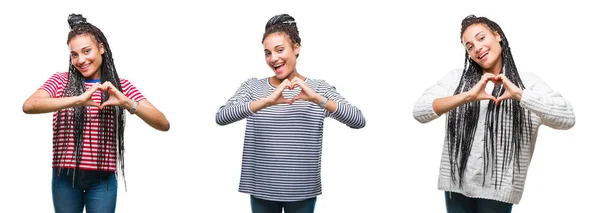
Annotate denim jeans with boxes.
[52,169,117,213]
[250,196,317,213]
[445,191,513,213]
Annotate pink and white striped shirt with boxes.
[40,72,145,171]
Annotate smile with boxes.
[478,51,489,59]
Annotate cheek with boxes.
[93,52,103,64]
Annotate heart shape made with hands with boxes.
[480,75,514,105]
[282,84,303,101]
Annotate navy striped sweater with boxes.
[216,77,365,201]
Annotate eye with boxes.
[84,49,91,54]
[265,52,271,56]
[478,35,485,41]
[70,53,77,58]
[277,48,284,53]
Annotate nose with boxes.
[270,52,280,64]
[474,42,483,54]
[77,55,86,65]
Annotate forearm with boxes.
[23,96,81,114]
[125,100,170,131]
[216,102,254,126]
[519,89,575,129]
[321,95,365,129]
[432,92,472,116]
[249,98,271,113]
[321,98,337,113]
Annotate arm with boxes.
[288,77,365,129]
[216,78,295,126]
[23,83,101,114]
[122,99,170,131]
[100,81,170,131]
[413,70,461,123]
[518,73,576,129]
[320,81,366,129]
[413,71,497,123]
[215,80,257,126]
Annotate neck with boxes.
[482,57,503,75]
[84,69,101,80]
[270,69,304,86]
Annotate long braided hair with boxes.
[54,14,126,185]
[446,15,533,188]
[262,14,301,57]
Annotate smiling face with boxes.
[462,23,503,73]
[68,34,104,79]
[263,32,300,80]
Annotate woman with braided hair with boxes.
[22,14,170,213]
[413,15,575,212]
[216,13,365,213]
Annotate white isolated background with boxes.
[0,0,597,212]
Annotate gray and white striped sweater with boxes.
[216,77,365,202]
[413,69,575,204]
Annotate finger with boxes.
[495,93,510,105]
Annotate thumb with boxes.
[495,93,510,105]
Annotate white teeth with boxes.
[273,64,284,68]
[81,64,90,68]
[479,52,489,59]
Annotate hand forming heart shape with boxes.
[77,82,130,109]
[470,73,523,105]
[268,76,323,106]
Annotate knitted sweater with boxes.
[413,69,575,204]
[216,77,366,202]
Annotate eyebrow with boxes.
[71,46,91,53]
[463,31,485,46]
[264,44,285,51]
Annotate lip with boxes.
[272,63,285,73]
[78,63,91,71]
[478,51,489,60]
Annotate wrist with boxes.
[462,92,475,103]
[73,96,85,107]
[317,96,328,108]
[263,98,274,107]
[515,88,523,101]
[311,95,324,104]
[123,99,134,109]
[127,99,139,114]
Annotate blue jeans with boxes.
[445,191,513,213]
[52,169,118,213]
[250,196,317,213]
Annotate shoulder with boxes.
[51,72,69,81]
[240,77,267,87]
[444,69,464,83]
[44,71,69,86]
[516,71,543,87]
[306,77,331,88]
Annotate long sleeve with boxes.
[519,73,576,130]
[413,69,461,123]
[215,79,255,126]
[322,81,366,129]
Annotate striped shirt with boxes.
[41,72,145,171]
[216,77,365,202]
[413,69,575,204]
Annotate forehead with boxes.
[68,34,97,50]
[461,23,492,43]
[263,32,291,49]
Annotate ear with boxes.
[99,42,105,55]
[494,31,502,43]
[293,43,300,57]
